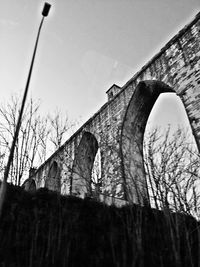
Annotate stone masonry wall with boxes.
[33,11,200,205]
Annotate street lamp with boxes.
[0,2,51,217]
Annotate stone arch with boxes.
[120,80,181,204]
[22,178,36,192]
[45,161,61,192]
[91,148,102,196]
[71,131,99,197]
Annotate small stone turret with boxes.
[106,84,121,101]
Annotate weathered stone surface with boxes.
[33,11,200,204]
[45,161,61,193]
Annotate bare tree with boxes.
[48,109,73,151]
[0,95,51,185]
[143,126,200,219]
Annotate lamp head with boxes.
[42,2,51,17]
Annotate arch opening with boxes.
[121,80,200,211]
[45,161,61,192]
[121,80,176,204]
[143,93,200,215]
[71,132,99,197]
[91,148,102,197]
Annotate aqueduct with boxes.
[31,11,200,205]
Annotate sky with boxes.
[1,0,200,130]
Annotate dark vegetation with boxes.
[0,183,199,267]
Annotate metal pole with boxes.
[0,2,51,217]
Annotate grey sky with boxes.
[1,0,200,128]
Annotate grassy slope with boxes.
[0,183,199,267]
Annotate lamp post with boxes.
[0,2,51,217]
